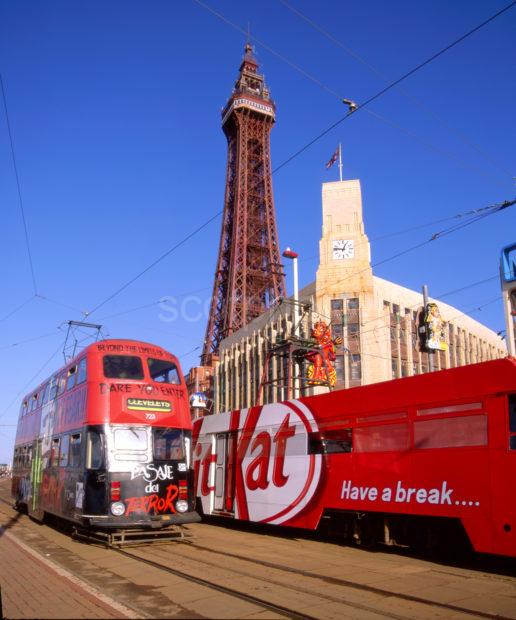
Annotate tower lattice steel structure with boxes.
[202,44,286,364]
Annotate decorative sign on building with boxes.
[190,392,207,409]
[424,302,448,351]
[306,320,342,386]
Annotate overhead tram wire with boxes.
[192,0,516,185]
[270,0,516,176]
[85,209,222,317]
[0,331,97,423]
[1,73,38,296]
[315,198,515,300]
[0,295,37,323]
[278,0,515,182]
[4,4,514,409]
[77,4,515,321]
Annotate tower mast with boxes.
[202,44,286,363]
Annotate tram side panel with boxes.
[194,359,516,557]
[12,339,200,529]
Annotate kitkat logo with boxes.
[194,400,322,525]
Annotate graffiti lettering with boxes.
[131,463,175,483]
[125,483,178,515]
[100,383,132,394]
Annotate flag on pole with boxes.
[325,147,339,169]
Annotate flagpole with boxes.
[338,143,343,182]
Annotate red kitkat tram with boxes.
[194,358,516,557]
[12,339,199,535]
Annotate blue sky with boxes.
[0,1,515,463]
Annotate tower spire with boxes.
[202,45,286,363]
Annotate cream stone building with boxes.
[213,179,507,414]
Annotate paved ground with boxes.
[0,524,137,619]
[1,478,515,619]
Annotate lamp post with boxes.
[283,247,299,398]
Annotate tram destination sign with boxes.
[127,398,172,412]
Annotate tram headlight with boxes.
[110,501,126,517]
[175,500,188,513]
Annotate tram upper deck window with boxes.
[154,428,184,460]
[66,366,77,391]
[148,358,180,384]
[57,373,66,396]
[48,376,58,401]
[41,382,51,405]
[77,358,87,384]
[103,355,143,380]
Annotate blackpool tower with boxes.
[202,44,286,363]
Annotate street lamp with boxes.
[283,247,300,398]
[282,247,299,336]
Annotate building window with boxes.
[331,299,343,310]
[347,298,359,310]
[351,354,361,381]
[335,355,344,383]
[332,324,343,339]
[401,360,409,377]
[391,358,399,379]
[348,323,360,336]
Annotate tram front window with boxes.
[148,358,180,384]
[154,428,185,460]
[112,427,149,462]
[103,355,143,380]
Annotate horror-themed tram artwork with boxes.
[194,357,516,558]
[11,339,200,532]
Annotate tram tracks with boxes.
[116,545,408,620]
[118,542,510,620]
[115,546,319,620]
[179,541,513,620]
[1,487,514,620]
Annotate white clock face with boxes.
[332,239,355,260]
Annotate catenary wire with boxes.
[315,199,514,301]
[82,3,515,320]
[278,0,515,181]
[85,210,222,317]
[270,0,516,175]
[4,4,513,420]
[0,73,38,295]
[0,295,36,323]
[192,0,512,188]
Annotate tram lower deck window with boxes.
[103,355,143,380]
[309,429,352,454]
[509,395,516,450]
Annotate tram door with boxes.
[30,439,43,519]
[214,432,237,513]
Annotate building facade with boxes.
[214,179,507,414]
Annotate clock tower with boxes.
[316,179,373,306]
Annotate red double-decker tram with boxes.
[12,339,199,535]
[194,358,516,557]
